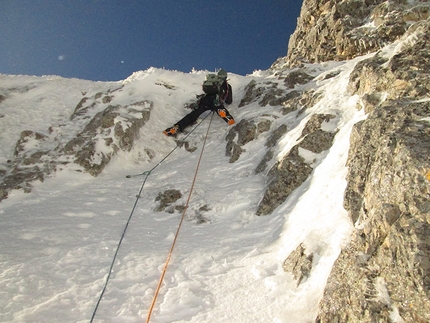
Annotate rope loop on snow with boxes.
[145,112,215,323]
[89,111,214,323]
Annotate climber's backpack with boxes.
[202,73,226,96]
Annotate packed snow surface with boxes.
[0,61,366,322]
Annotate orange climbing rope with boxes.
[145,112,215,323]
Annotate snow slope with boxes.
[0,61,366,322]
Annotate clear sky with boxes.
[1,0,303,81]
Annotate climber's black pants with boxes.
[176,95,232,130]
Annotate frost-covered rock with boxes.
[64,98,152,176]
[316,12,430,323]
[257,113,337,216]
[278,0,429,68]
[0,83,153,200]
[155,189,184,213]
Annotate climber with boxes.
[163,69,234,136]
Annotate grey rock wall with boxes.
[278,0,429,68]
[268,0,430,321]
[315,9,430,323]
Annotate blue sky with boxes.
[1,0,302,81]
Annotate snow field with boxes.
[1,61,368,322]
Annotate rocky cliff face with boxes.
[0,84,153,201]
[278,0,430,321]
[282,0,429,67]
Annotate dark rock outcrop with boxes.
[283,244,314,286]
[225,119,262,163]
[257,114,337,215]
[0,130,53,201]
[155,189,184,213]
[256,145,313,216]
